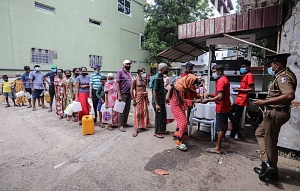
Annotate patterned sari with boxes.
[63,77,75,107]
[134,92,149,129]
[104,80,118,125]
[14,79,26,105]
[54,76,65,117]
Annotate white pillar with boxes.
[214,0,218,8]
[220,5,224,16]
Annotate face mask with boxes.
[35,67,41,71]
[240,67,247,74]
[267,67,275,76]
[94,70,100,74]
[82,72,87,76]
[58,74,63,78]
[212,72,219,79]
[75,73,80,77]
[163,70,168,75]
[52,69,57,73]
[108,79,114,84]
[141,73,147,78]
[125,65,131,70]
[66,74,71,78]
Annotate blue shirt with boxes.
[21,72,31,88]
[45,72,56,86]
[29,71,45,90]
[76,75,90,93]
[89,72,102,90]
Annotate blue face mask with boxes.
[212,72,219,79]
[240,67,247,74]
[268,67,275,76]
[52,69,57,73]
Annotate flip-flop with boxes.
[5,105,10,108]
[27,106,32,108]
[153,134,164,138]
[159,131,170,135]
[177,144,187,151]
[32,108,36,111]
[107,127,114,131]
[206,148,221,154]
[132,132,138,137]
[72,118,78,122]
[119,128,126,132]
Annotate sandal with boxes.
[119,128,126,132]
[66,117,71,121]
[132,130,138,137]
[107,127,114,131]
[206,148,221,154]
[99,123,105,128]
[72,118,78,122]
[153,134,164,138]
[177,144,187,151]
[5,105,10,108]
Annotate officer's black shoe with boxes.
[254,167,261,175]
[254,166,279,181]
[259,161,277,181]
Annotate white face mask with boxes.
[35,67,41,71]
[108,79,114,84]
[141,73,146,78]
[212,72,219,79]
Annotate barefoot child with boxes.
[1,75,16,107]
[96,76,107,128]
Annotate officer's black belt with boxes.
[266,106,290,113]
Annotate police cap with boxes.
[265,53,291,66]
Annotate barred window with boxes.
[35,2,55,15]
[89,55,102,68]
[31,48,53,64]
[118,0,131,16]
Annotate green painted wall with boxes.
[0,0,150,75]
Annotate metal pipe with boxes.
[224,33,277,54]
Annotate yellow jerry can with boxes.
[82,115,94,135]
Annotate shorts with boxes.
[49,85,55,98]
[32,89,44,99]
[97,99,103,112]
[216,112,229,131]
[25,88,32,95]
[3,92,14,99]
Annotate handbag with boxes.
[102,107,112,124]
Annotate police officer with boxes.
[253,53,297,181]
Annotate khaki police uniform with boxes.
[255,67,297,170]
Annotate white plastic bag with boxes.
[25,92,31,100]
[166,104,174,119]
[72,101,82,112]
[102,107,112,124]
[64,104,73,115]
[88,98,95,118]
[15,91,25,97]
[113,100,126,113]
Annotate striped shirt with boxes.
[89,72,102,90]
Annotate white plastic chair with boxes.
[188,106,216,142]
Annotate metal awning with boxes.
[158,4,282,62]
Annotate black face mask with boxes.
[125,65,131,70]
[75,73,80,77]
[163,70,168,75]
[66,74,71,78]
[58,74,63,78]
[82,72,87,76]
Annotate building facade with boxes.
[0,0,150,75]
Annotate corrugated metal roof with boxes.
[158,4,282,63]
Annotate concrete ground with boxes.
[0,99,300,191]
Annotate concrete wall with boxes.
[0,0,150,75]
[278,1,300,151]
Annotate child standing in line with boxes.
[1,75,16,107]
[96,75,107,128]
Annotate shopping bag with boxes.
[87,98,95,118]
[102,107,112,124]
[0,95,5,103]
[25,92,31,100]
[72,101,82,112]
[113,100,126,113]
[64,104,73,115]
[166,104,174,119]
[44,91,50,103]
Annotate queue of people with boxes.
[1,53,297,182]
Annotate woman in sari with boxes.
[14,73,26,106]
[167,74,202,151]
[130,68,150,137]
[75,67,90,125]
[104,73,118,131]
[54,69,65,119]
[63,69,76,122]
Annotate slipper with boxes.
[107,127,114,131]
[153,134,164,138]
[159,131,170,135]
[132,132,138,137]
[99,123,105,128]
[27,106,32,108]
[72,118,78,122]
[177,144,187,151]
[206,148,221,154]
[119,128,126,132]
[5,105,10,108]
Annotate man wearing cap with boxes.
[45,65,57,112]
[30,64,47,111]
[253,53,297,181]
[181,62,197,121]
[116,60,133,132]
[89,64,103,123]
